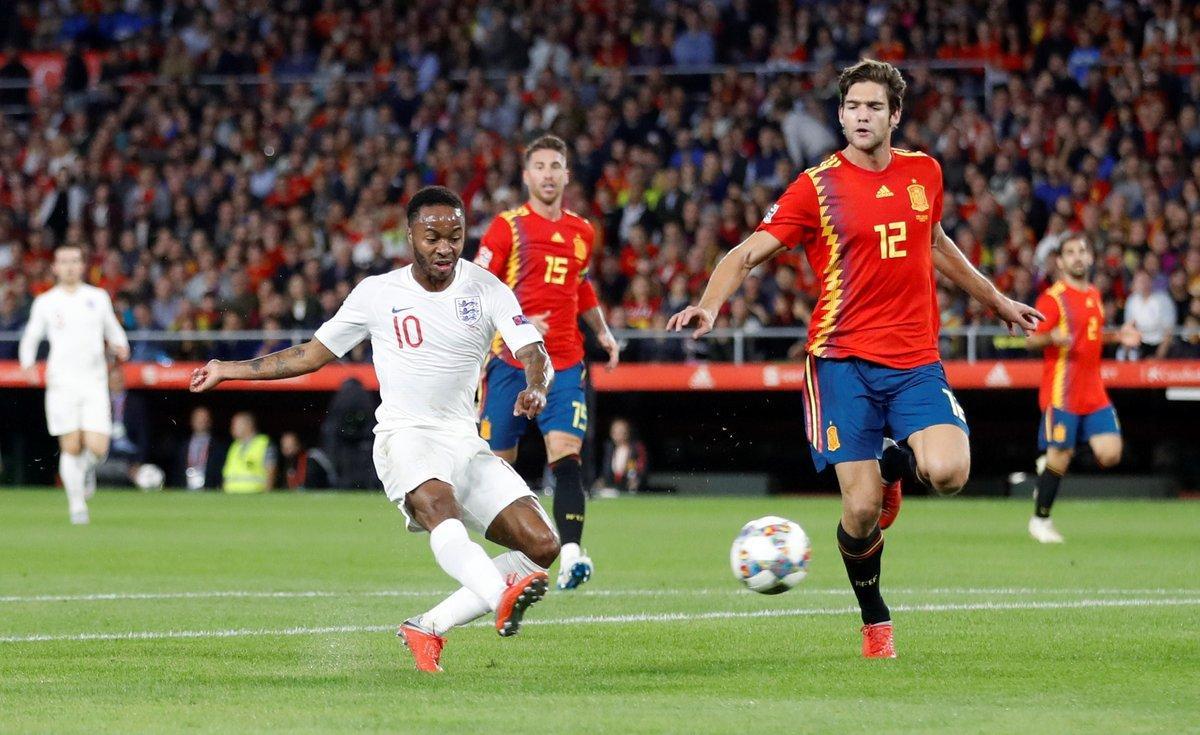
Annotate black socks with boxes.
[550,454,585,546]
[881,439,928,487]
[1035,465,1063,518]
[838,522,890,625]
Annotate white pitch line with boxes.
[1,597,1197,645]
[1,587,1196,604]
[0,624,395,644]
[0,589,725,604]
[0,590,439,604]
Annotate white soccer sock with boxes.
[559,542,581,571]
[60,452,88,514]
[82,450,99,498]
[428,519,506,612]
[419,550,545,636]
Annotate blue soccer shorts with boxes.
[479,359,587,451]
[801,355,969,472]
[1038,404,1120,451]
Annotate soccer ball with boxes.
[133,463,165,490]
[730,515,811,594]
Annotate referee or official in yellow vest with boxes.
[222,411,277,493]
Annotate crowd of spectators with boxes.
[1,0,1200,364]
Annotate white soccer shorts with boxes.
[45,384,111,437]
[373,427,537,533]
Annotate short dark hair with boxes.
[1055,234,1090,257]
[838,59,907,114]
[524,134,569,164]
[406,185,464,224]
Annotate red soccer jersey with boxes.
[756,149,944,368]
[1033,281,1110,413]
[476,203,599,370]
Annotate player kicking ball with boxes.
[191,186,560,673]
[19,244,130,524]
[1024,236,1126,543]
[669,59,1041,658]
[475,135,620,590]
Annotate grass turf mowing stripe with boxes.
[2,587,1196,604]
[3,597,1197,644]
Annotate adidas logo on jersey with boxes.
[551,232,566,243]
[876,185,894,198]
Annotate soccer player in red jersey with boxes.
[1025,236,1126,543]
[669,59,1042,658]
[475,134,620,590]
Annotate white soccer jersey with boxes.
[18,284,129,388]
[314,260,542,434]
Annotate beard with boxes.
[414,250,456,282]
[530,184,561,205]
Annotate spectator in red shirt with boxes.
[622,274,661,329]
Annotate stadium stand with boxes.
[1,0,1199,363]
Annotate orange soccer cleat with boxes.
[398,620,446,673]
[861,621,897,659]
[495,571,549,637]
[879,477,902,530]
[879,437,903,530]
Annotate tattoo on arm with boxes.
[274,345,305,377]
[515,343,553,391]
[240,344,311,380]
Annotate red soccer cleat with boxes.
[879,437,904,530]
[398,620,446,673]
[861,621,897,659]
[495,571,549,637]
[880,477,902,530]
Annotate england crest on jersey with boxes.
[455,296,482,325]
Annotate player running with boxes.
[668,59,1042,658]
[19,244,129,524]
[1025,236,1126,543]
[191,186,559,673]
[475,134,620,591]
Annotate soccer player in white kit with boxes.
[189,187,560,672]
[19,244,130,524]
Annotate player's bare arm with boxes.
[1109,324,1142,347]
[110,344,131,361]
[667,230,787,338]
[528,311,552,335]
[581,305,620,370]
[931,223,1043,333]
[189,339,337,392]
[513,342,553,418]
[1026,330,1072,349]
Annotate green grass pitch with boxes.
[1,489,1197,733]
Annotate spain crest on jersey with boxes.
[573,233,587,261]
[907,183,929,212]
[455,296,481,325]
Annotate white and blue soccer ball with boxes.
[730,515,811,594]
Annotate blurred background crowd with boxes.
[1,0,1200,364]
